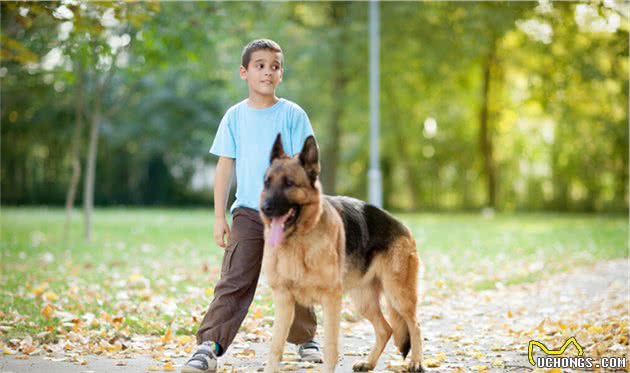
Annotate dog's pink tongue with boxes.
[268,211,291,248]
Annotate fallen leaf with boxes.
[43,291,59,302]
[424,358,442,367]
[41,304,54,319]
[161,328,172,343]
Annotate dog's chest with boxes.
[265,239,341,289]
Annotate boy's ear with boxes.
[239,66,247,80]
[270,133,286,164]
[299,136,320,186]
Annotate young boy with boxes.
[182,39,321,373]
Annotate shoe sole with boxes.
[181,366,216,373]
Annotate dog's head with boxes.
[260,134,321,247]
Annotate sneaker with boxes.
[181,341,218,373]
[298,340,323,363]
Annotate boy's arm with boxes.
[213,156,234,248]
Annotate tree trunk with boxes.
[320,77,344,195]
[320,2,349,195]
[479,49,497,208]
[83,92,101,242]
[64,62,85,242]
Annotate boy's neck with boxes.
[246,94,279,109]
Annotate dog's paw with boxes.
[406,360,425,372]
[352,360,375,372]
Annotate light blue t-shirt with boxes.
[210,98,314,212]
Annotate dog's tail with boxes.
[388,304,411,359]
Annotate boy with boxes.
[182,39,321,373]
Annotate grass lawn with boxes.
[1,207,627,341]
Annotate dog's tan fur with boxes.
[260,136,424,372]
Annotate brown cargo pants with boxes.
[196,208,317,353]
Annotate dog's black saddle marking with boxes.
[326,196,408,273]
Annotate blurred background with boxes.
[2,1,628,213]
[1,4,628,367]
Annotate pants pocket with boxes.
[221,242,237,275]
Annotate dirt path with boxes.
[2,259,628,373]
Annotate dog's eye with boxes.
[284,178,295,187]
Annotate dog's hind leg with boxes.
[321,292,342,373]
[387,301,411,358]
[349,281,392,372]
[382,242,425,372]
[265,289,296,373]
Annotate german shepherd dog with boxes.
[260,134,424,373]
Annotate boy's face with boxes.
[240,49,283,97]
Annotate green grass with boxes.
[1,207,627,339]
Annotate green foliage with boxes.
[1,2,627,211]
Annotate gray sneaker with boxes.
[181,341,218,373]
[298,340,323,363]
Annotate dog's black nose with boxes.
[262,200,274,216]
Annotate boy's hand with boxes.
[214,216,231,248]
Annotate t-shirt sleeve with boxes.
[290,108,315,156]
[210,111,236,158]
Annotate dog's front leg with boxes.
[265,289,296,373]
[322,292,342,373]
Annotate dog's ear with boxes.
[270,133,286,164]
[299,135,320,186]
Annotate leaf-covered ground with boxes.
[0,208,627,372]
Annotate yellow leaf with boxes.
[205,288,214,296]
[43,291,58,302]
[252,307,264,319]
[435,351,447,361]
[507,310,513,318]
[177,335,194,345]
[424,358,442,367]
[41,304,54,319]
[471,365,488,372]
[492,358,504,367]
[161,328,172,343]
[101,311,112,322]
[128,272,143,283]
[234,348,256,358]
[147,365,161,371]
[163,362,175,371]
[32,283,48,297]
[545,369,562,373]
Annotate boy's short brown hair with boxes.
[241,39,283,69]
